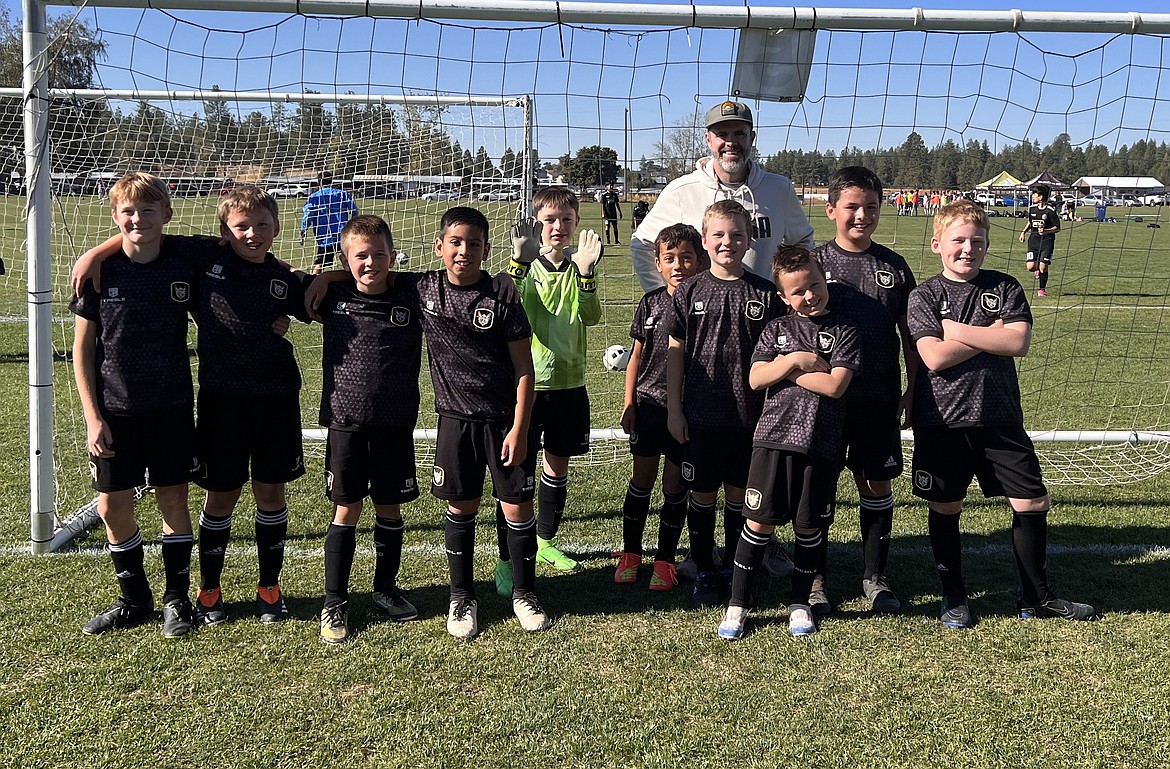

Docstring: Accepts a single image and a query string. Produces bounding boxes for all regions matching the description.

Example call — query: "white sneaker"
[446,596,478,639]
[512,591,551,632]
[718,606,748,640]
[788,604,817,637]
[763,535,795,577]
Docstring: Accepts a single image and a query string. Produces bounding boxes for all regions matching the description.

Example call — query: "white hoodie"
[630,157,816,291]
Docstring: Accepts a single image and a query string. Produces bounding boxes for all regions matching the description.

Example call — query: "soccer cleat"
[83,596,154,636]
[718,606,748,640]
[676,553,698,581]
[940,595,975,629]
[649,560,677,592]
[614,552,642,584]
[512,591,551,632]
[788,604,817,637]
[494,558,513,597]
[809,575,834,617]
[161,597,195,639]
[256,584,290,623]
[319,602,349,645]
[1036,289,1047,297]
[446,596,479,639]
[372,586,419,622]
[862,574,903,614]
[692,571,722,608]
[1019,596,1097,621]
[536,536,582,572]
[194,586,228,626]
[763,536,795,577]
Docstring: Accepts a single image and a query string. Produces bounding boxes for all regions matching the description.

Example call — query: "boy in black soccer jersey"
[600,183,623,244]
[314,216,422,644]
[666,199,782,608]
[395,206,548,639]
[72,172,199,638]
[812,166,919,616]
[908,200,1095,629]
[1018,183,1061,297]
[720,247,860,640]
[72,187,310,626]
[616,223,705,591]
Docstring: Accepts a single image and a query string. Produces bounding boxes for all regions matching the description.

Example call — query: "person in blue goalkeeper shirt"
[302,172,359,274]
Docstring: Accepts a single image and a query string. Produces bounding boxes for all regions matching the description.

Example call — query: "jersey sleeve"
[831,322,863,375]
[997,277,1033,326]
[750,318,783,365]
[69,283,100,320]
[906,283,942,341]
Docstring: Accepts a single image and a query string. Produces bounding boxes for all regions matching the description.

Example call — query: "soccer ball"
[395,251,409,266]
[602,344,631,372]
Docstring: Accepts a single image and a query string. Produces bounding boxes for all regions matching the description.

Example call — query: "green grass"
[2,197,1170,767]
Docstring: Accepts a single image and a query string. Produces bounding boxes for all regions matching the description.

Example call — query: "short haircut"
[217,184,279,224]
[771,245,823,286]
[1031,183,1051,201]
[439,206,490,241]
[109,172,171,209]
[654,223,705,261]
[933,199,990,241]
[702,199,750,235]
[827,166,884,205]
[340,215,394,256]
[532,187,579,215]
[319,171,334,187]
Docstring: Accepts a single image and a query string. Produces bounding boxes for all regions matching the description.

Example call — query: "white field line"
[8,540,1170,561]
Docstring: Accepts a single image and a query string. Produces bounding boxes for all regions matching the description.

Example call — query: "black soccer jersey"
[170,238,310,396]
[751,312,862,464]
[666,270,781,431]
[907,270,1032,428]
[397,270,531,423]
[629,286,673,410]
[317,281,423,430]
[1026,203,1061,244]
[600,191,622,219]
[70,248,197,415]
[815,239,915,403]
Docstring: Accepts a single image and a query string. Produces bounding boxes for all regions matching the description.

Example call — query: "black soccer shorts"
[431,415,537,504]
[531,386,591,458]
[90,406,196,493]
[325,425,420,506]
[911,424,1048,504]
[195,390,305,492]
[680,427,753,493]
[742,447,840,530]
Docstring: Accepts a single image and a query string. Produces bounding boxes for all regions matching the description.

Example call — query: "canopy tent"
[1021,171,1074,192]
[975,171,1024,190]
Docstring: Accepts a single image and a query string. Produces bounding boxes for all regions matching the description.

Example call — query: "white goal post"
[16,1,1170,553]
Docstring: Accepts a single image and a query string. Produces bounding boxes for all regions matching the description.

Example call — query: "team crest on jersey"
[424,299,438,315]
[745,300,765,321]
[980,292,1000,313]
[775,334,788,349]
[681,462,695,482]
[211,264,223,275]
[432,465,446,487]
[473,307,495,329]
[170,282,190,302]
[914,470,933,491]
[644,315,656,328]
[692,301,706,315]
[817,331,836,353]
[875,270,895,289]
[744,488,762,511]
[270,279,288,299]
[107,287,119,298]
[939,298,951,317]
[391,307,411,326]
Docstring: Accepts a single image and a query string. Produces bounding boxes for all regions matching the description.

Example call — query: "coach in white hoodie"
[630,100,815,291]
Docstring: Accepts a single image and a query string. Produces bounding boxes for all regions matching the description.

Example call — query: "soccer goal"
[11,1,1170,552]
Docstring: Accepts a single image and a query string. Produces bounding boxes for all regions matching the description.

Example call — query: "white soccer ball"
[602,344,631,372]
[395,251,409,266]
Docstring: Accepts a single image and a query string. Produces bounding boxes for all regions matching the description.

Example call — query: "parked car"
[1140,193,1168,205]
[477,191,518,201]
[1077,195,1105,207]
[973,192,998,205]
[421,188,459,201]
[265,184,310,197]
[1118,194,1143,207]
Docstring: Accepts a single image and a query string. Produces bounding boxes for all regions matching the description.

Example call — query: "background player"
[600,182,623,245]
[302,172,359,275]
[1019,183,1060,297]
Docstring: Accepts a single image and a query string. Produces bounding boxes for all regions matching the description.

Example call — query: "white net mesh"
[5,6,1170,533]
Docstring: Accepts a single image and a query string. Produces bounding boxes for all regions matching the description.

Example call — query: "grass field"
[2,195,1170,767]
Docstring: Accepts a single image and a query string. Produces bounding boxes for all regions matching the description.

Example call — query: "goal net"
[8,3,1170,550]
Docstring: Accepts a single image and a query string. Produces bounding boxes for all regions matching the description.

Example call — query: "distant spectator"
[301,172,358,275]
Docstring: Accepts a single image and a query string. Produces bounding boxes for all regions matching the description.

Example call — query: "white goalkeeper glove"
[571,229,603,278]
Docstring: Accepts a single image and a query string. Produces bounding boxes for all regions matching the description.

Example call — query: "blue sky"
[8,0,1170,164]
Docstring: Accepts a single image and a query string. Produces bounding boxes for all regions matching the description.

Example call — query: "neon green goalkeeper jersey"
[518,253,601,390]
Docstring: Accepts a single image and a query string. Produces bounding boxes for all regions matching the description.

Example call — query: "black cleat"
[161,598,195,638]
[1019,596,1097,621]
[940,595,974,629]
[83,596,154,636]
